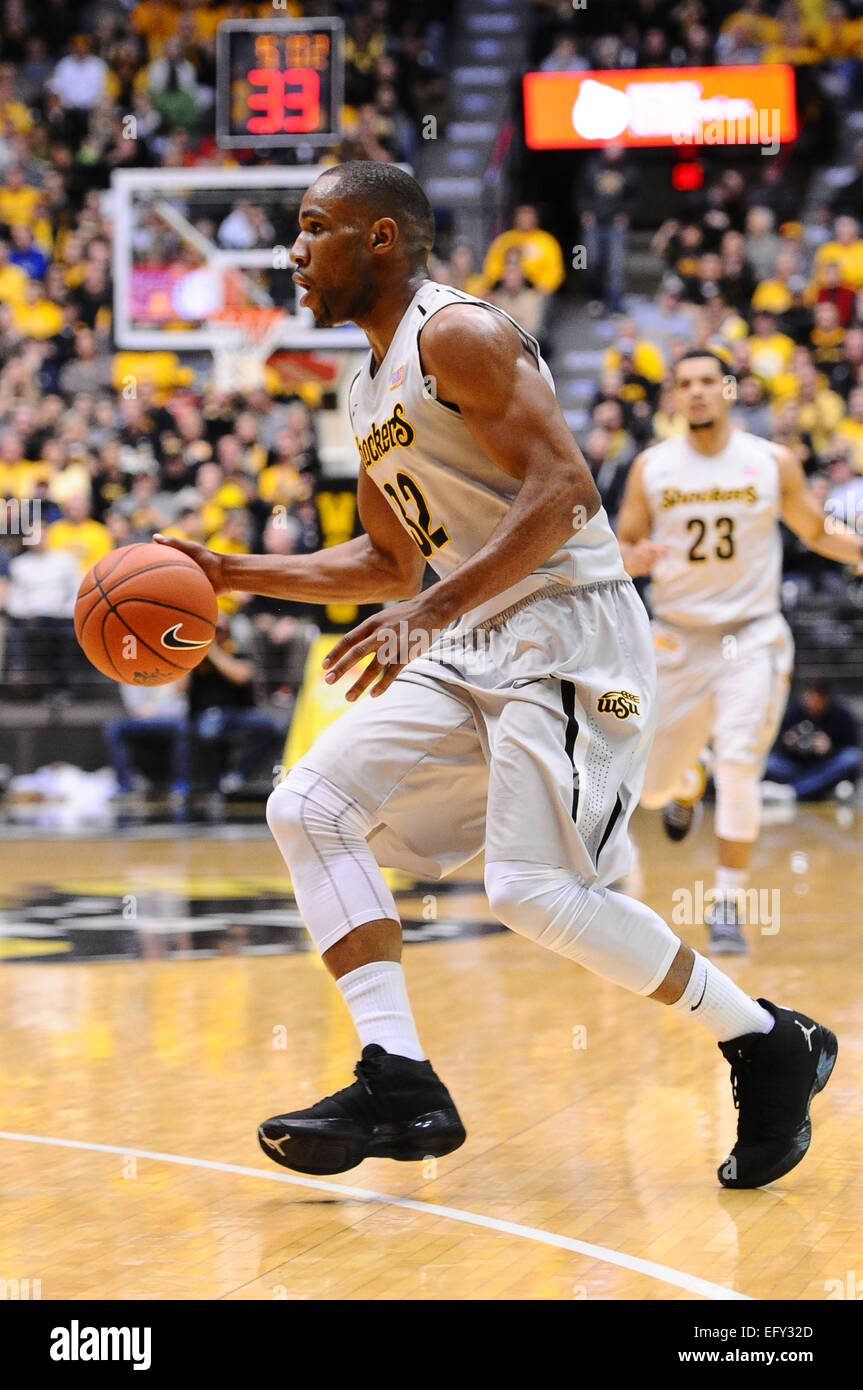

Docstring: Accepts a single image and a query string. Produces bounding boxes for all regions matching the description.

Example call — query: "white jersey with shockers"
[349,280,627,628]
[642,430,783,629]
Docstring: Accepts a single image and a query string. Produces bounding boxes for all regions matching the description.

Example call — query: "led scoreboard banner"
[216,18,344,149]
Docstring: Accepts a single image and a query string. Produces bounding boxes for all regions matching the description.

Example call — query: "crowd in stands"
[2,0,863,803]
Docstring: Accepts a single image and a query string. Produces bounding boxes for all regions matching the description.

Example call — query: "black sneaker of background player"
[717,999,838,1188]
[258,1045,466,1175]
[661,797,703,842]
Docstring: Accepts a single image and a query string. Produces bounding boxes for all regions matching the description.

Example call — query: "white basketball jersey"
[642,430,782,628]
[349,280,627,628]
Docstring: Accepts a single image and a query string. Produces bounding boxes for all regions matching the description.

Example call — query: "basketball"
[74,542,218,687]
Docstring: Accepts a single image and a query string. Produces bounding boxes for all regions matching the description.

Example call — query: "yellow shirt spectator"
[0,182,41,228]
[835,417,863,471]
[751,278,794,314]
[813,238,863,289]
[258,463,304,507]
[46,517,112,575]
[603,339,666,384]
[0,98,33,135]
[207,527,249,615]
[483,211,566,295]
[747,330,795,381]
[797,389,846,454]
[131,0,179,52]
[0,260,28,305]
[11,295,64,339]
[50,462,95,506]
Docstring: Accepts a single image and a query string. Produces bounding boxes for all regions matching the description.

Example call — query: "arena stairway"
[417,0,527,251]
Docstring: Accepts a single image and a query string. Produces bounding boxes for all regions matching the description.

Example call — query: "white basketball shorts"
[291,578,658,886]
[640,610,794,806]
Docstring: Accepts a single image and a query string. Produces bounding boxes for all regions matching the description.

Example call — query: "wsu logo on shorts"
[596,690,641,720]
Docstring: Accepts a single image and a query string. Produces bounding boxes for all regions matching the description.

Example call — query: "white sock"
[336,961,425,1061]
[671,952,774,1041]
[714,865,749,908]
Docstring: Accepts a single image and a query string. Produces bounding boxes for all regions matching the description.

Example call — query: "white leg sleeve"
[485,860,681,997]
[714,759,761,843]
[267,765,399,956]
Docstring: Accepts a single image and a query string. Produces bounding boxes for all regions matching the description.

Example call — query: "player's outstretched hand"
[626,539,669,577]
[322,595,444,703]
[153,534,230,595]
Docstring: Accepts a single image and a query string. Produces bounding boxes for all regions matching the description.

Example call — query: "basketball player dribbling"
[617,351,863,954]
[156,164,838,1190]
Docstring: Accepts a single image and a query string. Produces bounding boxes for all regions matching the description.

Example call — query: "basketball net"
[211,306,286,395]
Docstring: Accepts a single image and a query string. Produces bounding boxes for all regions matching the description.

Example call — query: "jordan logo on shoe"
[795,1021,816,1051]
[260,1131,290,1156]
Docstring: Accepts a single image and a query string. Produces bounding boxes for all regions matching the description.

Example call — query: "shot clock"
[216,18,345,148]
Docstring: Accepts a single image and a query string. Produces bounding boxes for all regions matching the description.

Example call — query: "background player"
[158,165,837,1191]
[618,350,863,953]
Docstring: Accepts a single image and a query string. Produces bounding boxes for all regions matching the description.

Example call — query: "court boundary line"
[0,1130,751,1301]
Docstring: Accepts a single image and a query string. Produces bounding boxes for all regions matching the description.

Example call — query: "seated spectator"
[248,515,319,703]
[747,308,795,383]
[58,327,113,396]
[770,399,816,473]
[829,324,863,398]
[743,205,783,282]
[835,385,863,470]
[433,242,485,298]
[813,214,863,292]
[590,399,636,466]
[487,251,545,338]
[2,525,79,695]
[0,164,41,230]
[482,203,565,296]
[778,275,815,346]
[731,373,773,437]
[651,219,704,280]
[815,259,856,326]
[0,237,27,305]
[763,681,861,802]
[9,225,48,282]
[810,298,848,371]
[116,470,168,540]
[582,426,632,521]
[105,677,191,803]
[539,31,588,72]
[44,493,112,575]
[10,279,64,339]
[602,318,665,391]
[189,611,285,798]
[795,359,846,455]
[751,248,801,316]
[651,381,688,441]
[630,275,697,358]
[718,230,756,310]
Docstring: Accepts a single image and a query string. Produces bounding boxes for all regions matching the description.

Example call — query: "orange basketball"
[74,542,219,687]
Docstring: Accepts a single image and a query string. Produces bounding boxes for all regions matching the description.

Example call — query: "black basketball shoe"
[661,759,708,842]
[717,999,838,1189]
[258,1044,466,1175]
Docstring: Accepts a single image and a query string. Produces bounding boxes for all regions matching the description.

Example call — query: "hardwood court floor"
[0,805,860,1301]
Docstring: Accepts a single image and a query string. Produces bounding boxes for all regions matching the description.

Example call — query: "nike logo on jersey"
[160,624,211,650]
[795,1020,817,1052]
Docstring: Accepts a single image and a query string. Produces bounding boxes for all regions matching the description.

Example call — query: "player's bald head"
[311,161,435,261]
